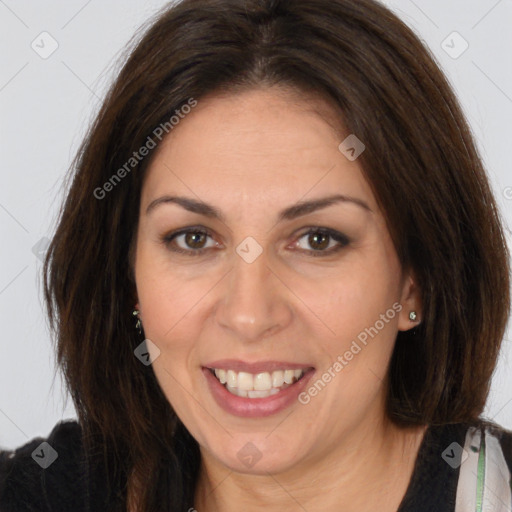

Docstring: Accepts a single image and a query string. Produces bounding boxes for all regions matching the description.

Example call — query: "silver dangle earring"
[133,309,142,335]
[409,311,418,321]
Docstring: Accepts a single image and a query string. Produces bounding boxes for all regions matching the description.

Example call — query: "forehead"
[141,87,377,213]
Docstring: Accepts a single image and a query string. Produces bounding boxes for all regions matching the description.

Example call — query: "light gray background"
[1,0,511,449]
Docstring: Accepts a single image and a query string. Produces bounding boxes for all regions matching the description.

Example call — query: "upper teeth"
[213,368,305,391]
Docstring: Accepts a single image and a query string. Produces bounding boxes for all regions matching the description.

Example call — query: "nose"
[214,243,293,342]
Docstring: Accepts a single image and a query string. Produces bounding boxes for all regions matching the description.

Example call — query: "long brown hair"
[43,0,511,510]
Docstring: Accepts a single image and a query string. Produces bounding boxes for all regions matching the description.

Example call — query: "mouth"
[206,367,311,398]
[202,359,316,417]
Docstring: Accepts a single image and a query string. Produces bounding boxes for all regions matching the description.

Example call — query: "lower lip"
[202,367,315,418]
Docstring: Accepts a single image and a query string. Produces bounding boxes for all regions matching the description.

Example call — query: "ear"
[397,269,422,332]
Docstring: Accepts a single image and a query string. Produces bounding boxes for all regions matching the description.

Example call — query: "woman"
[1,0,511,511]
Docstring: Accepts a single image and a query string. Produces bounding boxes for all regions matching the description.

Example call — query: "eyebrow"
[145,193,372,222]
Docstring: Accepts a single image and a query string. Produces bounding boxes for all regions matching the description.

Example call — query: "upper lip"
[204,359,315,374]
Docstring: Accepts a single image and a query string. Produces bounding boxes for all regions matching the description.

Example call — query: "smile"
[208,368,308,398]
[202,361,316,417]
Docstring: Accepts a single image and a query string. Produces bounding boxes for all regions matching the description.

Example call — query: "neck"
[194,417,428,512]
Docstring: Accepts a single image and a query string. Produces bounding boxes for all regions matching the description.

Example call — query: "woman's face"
[134,86,420,474]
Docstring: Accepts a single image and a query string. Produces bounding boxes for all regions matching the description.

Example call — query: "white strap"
[455,426,512,512]
[455,427,480,511]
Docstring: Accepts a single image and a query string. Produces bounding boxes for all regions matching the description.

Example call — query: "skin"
[133,86,426,512]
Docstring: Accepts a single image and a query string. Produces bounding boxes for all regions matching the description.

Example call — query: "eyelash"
[160,226,350,258]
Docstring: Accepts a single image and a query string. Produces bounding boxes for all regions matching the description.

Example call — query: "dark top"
[1,418,511,511]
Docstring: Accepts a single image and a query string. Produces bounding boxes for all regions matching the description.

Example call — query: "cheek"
[293,250,401,406]
[135,242,205,339]
[295,259,400,344]
[136,268,205,410]
[300,276,400,431]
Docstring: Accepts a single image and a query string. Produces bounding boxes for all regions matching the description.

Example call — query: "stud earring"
[133,309,142,335]
[409,311,418,321]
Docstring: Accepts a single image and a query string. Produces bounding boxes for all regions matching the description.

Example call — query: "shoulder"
[0,419,86,512]
[398,419,512,512]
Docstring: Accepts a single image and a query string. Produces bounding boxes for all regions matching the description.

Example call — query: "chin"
[207,436,306,475]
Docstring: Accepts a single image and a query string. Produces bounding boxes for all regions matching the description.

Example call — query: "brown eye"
[294,228,350,256]
[183,231,208,249]
[161,227,217,256]
[308,232,330,250]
